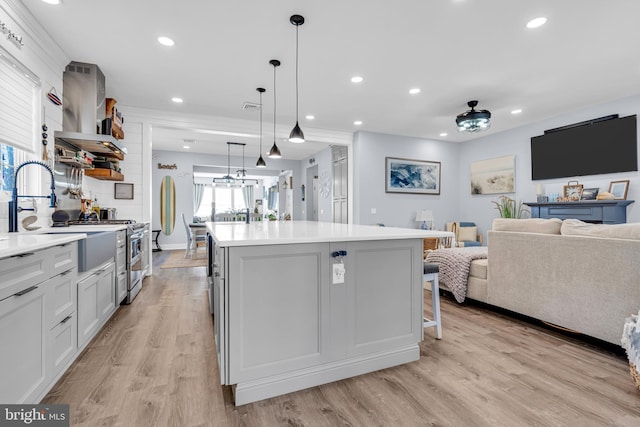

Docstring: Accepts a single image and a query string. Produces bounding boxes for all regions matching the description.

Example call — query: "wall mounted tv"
[531,114,638,180]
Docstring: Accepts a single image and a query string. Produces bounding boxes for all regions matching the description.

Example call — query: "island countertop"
[207,220,450,247]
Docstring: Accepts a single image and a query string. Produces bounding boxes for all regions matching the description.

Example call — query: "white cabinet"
[0,285,47,403]
[0,242,78,404]
[77,261,116,349]
[217,238,422,404]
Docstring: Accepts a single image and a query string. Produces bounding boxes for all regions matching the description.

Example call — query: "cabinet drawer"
[50,242,77,276]
[47,270,77,329]
[0,250,49,301]
[48,312,77,379]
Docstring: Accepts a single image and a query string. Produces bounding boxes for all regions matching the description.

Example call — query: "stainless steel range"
[126,222,149,303]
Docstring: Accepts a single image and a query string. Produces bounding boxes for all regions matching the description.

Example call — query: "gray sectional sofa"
[484,218,640,345]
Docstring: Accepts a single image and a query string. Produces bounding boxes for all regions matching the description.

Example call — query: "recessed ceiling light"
[171,97,183,103]
[157,36,175,46]
[42,0,61,5]
[354,120,363,126]
[511,109,523,115]
[183,145,191,149]
[305,115,315,120]
[409,88,421,95]
[439,132,448,137]
[351,76,363,83]
[526,17,547,29]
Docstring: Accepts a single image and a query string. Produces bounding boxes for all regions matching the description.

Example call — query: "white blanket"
[425,246,488,303]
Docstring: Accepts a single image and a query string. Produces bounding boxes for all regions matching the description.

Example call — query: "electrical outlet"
[332,263,345,284]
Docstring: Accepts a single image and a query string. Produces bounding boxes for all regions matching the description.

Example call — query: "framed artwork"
[385,157,440,195]
[580,188,599,200]
[470,155,515,194]
[563,183,583,199]
[114,182,134,199]
[609,180,630,200]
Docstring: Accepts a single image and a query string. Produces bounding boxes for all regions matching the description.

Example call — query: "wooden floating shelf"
[84,168,124,181]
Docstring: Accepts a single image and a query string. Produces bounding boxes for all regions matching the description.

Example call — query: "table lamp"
[415,210,434,230]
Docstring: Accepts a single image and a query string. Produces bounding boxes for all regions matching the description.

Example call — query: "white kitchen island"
[207,220,435,405]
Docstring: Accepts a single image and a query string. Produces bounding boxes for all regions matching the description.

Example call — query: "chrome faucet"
[8,160,57,232]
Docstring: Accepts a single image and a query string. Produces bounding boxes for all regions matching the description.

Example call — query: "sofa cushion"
[492,218,562,234]
[469,258,487,280]
[561,219,640,240]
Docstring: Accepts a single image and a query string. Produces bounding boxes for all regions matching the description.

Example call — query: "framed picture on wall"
[470,155,515,194]
[114,183,134,199]
[609,180,630,200]
[385,157,440,195]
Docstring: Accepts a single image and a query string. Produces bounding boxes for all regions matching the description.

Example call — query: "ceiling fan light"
[456,100,492,133]
[289,122,305,143]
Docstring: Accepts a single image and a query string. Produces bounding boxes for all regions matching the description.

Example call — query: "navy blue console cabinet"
[526,200,634,224]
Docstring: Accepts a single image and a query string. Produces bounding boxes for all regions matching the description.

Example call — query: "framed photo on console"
[563,182,583,199]
[609,180,630,200]
[580,188,599,200]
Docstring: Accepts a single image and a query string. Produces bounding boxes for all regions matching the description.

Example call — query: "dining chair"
[182,213,206,258]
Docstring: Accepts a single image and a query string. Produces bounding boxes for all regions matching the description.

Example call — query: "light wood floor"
[43,250,640,426]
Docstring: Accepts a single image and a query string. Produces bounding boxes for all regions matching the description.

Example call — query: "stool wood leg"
[423,272,442,339]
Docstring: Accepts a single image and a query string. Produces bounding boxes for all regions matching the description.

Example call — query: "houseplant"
[492,195,529,218]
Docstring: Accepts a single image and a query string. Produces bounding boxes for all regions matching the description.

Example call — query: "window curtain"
[267,185,277,211]
[193,183,205,218]
[242,185,254,211]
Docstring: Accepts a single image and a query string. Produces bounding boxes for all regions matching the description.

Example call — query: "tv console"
[526,200,634,224]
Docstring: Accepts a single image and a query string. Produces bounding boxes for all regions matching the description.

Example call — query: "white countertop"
[42,224,129,232]
[0,233,86,259]
[207,220,453,247]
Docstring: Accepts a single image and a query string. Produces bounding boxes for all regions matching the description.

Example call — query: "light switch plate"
[332,263,345,284]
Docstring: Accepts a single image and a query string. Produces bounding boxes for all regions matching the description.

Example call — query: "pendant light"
[288,15,305,143]
[256,87,267,168]
[456,100,491,133]
[268,59,282,159]
[213,142,258,187]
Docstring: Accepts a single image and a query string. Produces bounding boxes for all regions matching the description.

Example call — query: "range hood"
[54,61,126,159]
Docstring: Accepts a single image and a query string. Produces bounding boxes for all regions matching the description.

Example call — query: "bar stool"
[423,263,442,339]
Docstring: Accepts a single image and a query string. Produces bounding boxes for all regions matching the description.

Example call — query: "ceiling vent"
[242,102,261,111]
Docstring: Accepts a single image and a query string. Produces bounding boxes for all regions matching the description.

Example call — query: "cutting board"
[159,175,176,235]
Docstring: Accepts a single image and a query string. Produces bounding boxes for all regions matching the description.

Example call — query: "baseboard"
[233,344,420,406]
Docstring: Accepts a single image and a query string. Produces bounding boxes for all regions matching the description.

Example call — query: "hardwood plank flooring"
[42,251,640,426]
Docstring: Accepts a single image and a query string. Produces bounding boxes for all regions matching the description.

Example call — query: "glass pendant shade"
[268,142,281,158]
[289,121,305,143]
[456,100,491,133]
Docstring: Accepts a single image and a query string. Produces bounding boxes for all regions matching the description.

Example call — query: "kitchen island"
[207,220,434,405]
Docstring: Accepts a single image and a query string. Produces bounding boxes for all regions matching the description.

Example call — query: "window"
[1,144,15,192]
[195,185,248,218]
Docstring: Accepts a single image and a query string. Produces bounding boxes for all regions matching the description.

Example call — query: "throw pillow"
[492,218,562,234]
[560,219,640,240]
[458,225,478,242]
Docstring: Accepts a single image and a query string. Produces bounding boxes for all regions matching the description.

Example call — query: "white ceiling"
[24,0,640,160]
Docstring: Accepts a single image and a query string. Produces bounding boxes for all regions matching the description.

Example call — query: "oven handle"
[130,232,144,240]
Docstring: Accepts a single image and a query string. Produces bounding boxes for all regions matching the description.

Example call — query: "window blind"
[0,47,39,153]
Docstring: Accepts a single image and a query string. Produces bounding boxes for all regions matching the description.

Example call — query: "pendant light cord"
[295,25,299,121]
[259,91,263,152]
[273,63,277,141]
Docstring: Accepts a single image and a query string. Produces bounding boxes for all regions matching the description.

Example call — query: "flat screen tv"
[531,114,638,180]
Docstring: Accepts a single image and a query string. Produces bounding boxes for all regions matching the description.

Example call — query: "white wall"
[352,131,461,229]
[459,95,640,240]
